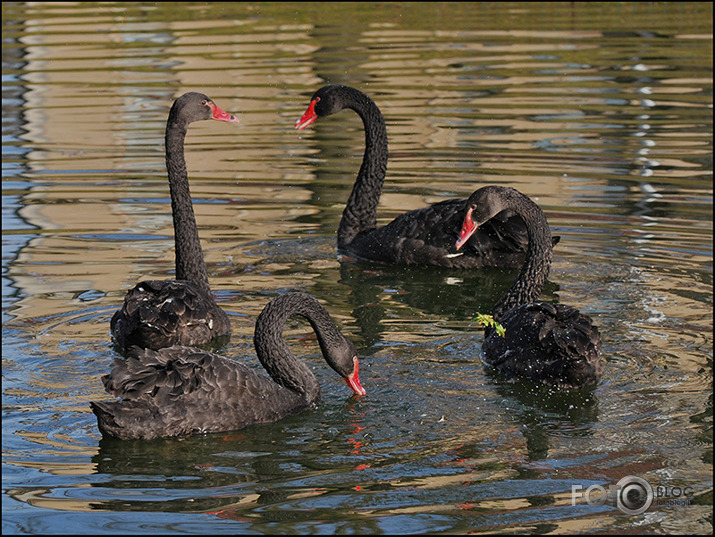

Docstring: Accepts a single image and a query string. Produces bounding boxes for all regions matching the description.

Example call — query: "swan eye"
[201,100,208,106]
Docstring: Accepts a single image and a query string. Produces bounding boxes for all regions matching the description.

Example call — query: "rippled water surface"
[2,2,712,534]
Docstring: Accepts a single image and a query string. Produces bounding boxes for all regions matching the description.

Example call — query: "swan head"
[344,356,367,396]
[172,92,239,125]
[295,85,353,130]
[456,186,520,250]
[321,335,366,396]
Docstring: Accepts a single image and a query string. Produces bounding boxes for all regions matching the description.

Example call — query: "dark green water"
[2,2,712,534]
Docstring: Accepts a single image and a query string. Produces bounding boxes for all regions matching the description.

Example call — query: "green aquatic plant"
[472,313,506,337]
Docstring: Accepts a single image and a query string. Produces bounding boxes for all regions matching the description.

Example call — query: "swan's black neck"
[337,87,388,248]
[253,294,342,402]
[165,118,211,296]
[491,195,553,320]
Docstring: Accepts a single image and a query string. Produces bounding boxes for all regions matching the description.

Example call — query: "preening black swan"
[295,84,558,268]
[93,292,366,440]
[111,92,238,351]
[456,186,601,387]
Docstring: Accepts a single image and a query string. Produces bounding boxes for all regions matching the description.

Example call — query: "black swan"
[455,186,601,387]
[92,292,366,440]
[111,92,238,351]
[295,84,558,268]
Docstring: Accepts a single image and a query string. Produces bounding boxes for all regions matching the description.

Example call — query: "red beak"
[208,101,239,123]
[295,99,318,130]
[344,356,366,396]
[455,207,478,250]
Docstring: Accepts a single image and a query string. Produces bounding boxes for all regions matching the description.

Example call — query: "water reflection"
[86,397,374,514]
[490,379,600,462]
[336,259,562,348]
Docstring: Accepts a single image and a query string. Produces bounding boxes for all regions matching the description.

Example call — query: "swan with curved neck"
[93,292,366,440]
[296,85,558,268]
[111,92,238,351]
[456,186,601,387]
